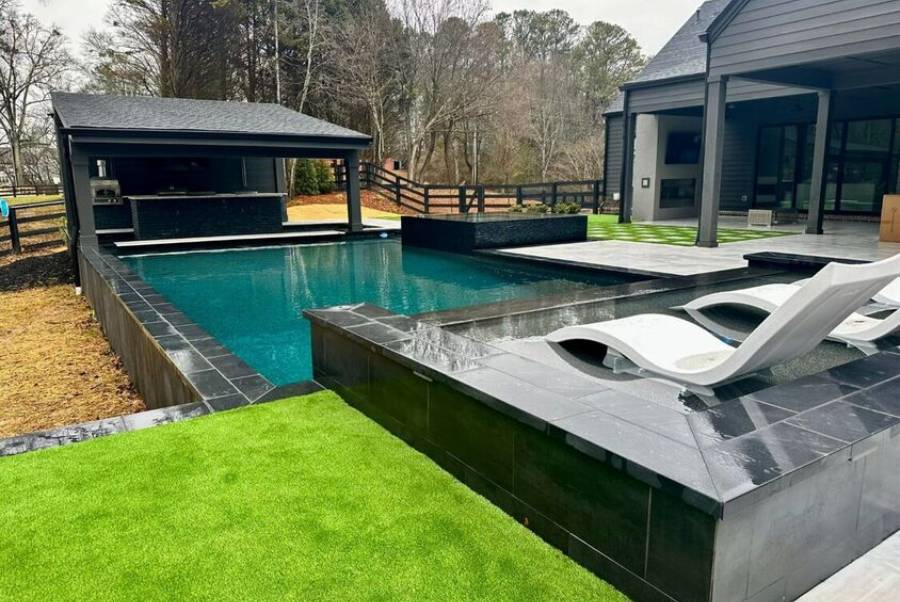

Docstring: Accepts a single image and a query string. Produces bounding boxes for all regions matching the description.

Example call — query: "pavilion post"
[806,90,834,235]
[697,75,728,248]
[345,151,363,232]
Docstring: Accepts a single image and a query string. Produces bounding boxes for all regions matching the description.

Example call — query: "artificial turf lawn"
[586,214,791,245]
[0,391,627,601]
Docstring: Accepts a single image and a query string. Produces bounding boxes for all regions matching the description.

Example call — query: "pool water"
[122,239,630,385]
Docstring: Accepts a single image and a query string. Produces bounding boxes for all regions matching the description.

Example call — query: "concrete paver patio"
[504,217,900,277]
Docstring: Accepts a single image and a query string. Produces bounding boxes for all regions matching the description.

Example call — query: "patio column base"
[696,240,719,248]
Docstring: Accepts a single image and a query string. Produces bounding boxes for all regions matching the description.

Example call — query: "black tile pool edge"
[305,303,900,602]
[0,242,320,458]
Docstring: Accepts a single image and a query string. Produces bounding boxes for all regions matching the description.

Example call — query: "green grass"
[0,392,625,601]
[3,194,63,207]
[587,214,791,246]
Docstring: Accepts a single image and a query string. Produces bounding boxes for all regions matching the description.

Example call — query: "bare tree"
[0,3,71,185]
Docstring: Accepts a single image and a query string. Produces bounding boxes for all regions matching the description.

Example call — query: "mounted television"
[665,131,701,165]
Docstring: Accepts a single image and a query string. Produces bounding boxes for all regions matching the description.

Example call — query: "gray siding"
[720,117,758,210]
[629,79,706,114]
[604,116,624,200]
[710,0,900,76]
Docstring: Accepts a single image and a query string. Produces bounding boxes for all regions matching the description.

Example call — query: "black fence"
[1,200,66,254]
[333,161,613,215]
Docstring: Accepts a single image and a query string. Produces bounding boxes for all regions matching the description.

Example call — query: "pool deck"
[502,218,900,277]
[798,530,900,601]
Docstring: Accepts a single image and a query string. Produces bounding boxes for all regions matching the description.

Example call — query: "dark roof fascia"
[620,73,707,92]
[700,0,750,44]
[59,126,372,149]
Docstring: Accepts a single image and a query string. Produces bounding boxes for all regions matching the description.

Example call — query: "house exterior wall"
[709,0,900,77]
[604,116,624,203]
[631,114,703,221]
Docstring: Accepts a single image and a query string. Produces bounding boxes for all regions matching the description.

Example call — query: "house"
[603,0,900,246]
[51,93,371,254]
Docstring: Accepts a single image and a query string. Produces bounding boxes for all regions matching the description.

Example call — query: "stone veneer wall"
[79,249,199,409]
[311,321,717,602]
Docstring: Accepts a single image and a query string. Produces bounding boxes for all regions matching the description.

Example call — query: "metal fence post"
[8,207,21,254]
[458,185,467,213]
[592,180,601,214]
[394,175,402,206]
[477,185,485,213]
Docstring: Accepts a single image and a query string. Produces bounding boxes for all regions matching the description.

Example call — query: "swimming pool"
[121,239,634,384]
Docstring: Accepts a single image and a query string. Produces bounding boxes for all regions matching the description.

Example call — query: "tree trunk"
[10,134,24,186]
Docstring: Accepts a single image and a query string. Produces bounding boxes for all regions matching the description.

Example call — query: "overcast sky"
[24,0,700,56]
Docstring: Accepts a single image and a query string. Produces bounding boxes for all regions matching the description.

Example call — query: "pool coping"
[306,302,900,519]
[0,241,318,457]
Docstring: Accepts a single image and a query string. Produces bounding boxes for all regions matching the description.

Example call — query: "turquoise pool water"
[122,239,631,385]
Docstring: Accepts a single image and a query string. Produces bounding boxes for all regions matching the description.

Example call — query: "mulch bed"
[0,244,145,438]
[288,190,419,216]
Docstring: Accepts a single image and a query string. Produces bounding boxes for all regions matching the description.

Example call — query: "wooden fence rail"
[0,199,66,254]
[0,183,62,198]
[332,161,610,215]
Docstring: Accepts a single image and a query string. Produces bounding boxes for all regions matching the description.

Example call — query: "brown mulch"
[288,190,419,216]
[0,244,145,438]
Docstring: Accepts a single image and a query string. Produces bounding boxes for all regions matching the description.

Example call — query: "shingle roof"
[52,92,371,142]
[606,0,730,114]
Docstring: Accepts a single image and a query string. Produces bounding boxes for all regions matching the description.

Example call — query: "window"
[659,178,695,209]
[664,132,701,165]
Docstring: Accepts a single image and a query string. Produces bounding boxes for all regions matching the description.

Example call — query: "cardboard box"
[880,195,900,243]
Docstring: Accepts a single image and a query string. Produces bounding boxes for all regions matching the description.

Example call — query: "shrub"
[293,160,320,195]
[524,202,551,214]
[552,202,582,215]
[315,161,335,194]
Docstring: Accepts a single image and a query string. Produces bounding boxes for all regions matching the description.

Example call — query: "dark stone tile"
[689,398,794,446]
[377,315,419,333]
[842,377,900,417]
[454,367,593,426]
[187,369,240,399]
[345,321,412,345]
[145,321,178,338]
[369,353,429,436]
[151,302,179,314]
[142,293,168,305]
[231,374,275,402]
[568,535,672,602]
[305,308,371,328]
[744,374,859,413]
[191,337,232,358]
[161,311,195,326]
[479,353,605,399]
[155,334,191,353]
[123,299,152,314]
[821,353,900,388]
[581,390,696,448]
[349,304,395,319]
[132,309,162,324]
[786,401,899,443]
[705,422,844,500]
[167,347,214,375]
[384,339,488,374]
[204,394,251,412]
[174,323,211,341]
[515,425,650,575]
[645,489,716,602]
[258,380,324,403]
[209,354,258,379]
[428,381,518,491]
[121,402,209,431]
[320,330,369,394]
[554,411,719,502]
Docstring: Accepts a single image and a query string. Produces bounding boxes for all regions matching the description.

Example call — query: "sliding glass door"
[754,117,900,215]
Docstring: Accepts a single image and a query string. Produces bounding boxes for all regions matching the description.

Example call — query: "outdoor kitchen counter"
[125,192,285,240]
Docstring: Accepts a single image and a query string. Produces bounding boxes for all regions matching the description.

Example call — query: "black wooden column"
[618,89,635,224]
[698,75,728,248]
[806,90,835,235]
[345,151,363,232]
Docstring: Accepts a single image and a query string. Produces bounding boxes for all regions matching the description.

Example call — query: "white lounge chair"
[678,282,900,354]
[546,254,900,396]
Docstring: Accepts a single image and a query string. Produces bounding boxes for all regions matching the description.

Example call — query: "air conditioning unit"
[747,209,773,227]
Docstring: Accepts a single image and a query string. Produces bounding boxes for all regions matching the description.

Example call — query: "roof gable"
[52,92,370,142]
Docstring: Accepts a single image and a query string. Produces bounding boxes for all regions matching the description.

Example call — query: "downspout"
[54,117,81,286]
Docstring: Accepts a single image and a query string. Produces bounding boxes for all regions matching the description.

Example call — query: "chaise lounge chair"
[546,254,900,396]
[677,280,900,354]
